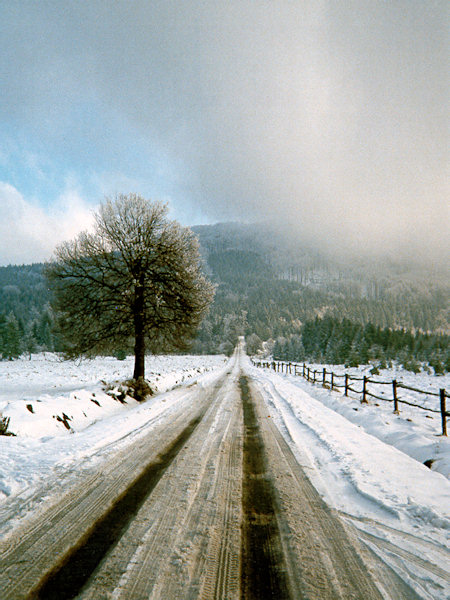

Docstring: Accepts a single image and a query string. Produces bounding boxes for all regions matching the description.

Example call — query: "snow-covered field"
[0,353,227,438]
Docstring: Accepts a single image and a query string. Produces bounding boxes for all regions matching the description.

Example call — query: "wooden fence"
[252,360,448,436]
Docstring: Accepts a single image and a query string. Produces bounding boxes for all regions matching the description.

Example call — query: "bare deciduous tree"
[46,194,215,386]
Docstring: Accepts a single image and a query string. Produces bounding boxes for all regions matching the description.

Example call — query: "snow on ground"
[0,353,227,509]
[0,353,226,438]
[1,351,449,597]
[253,360,450,478]
[246,356,450,599]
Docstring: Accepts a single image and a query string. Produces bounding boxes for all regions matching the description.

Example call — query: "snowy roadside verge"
[253,360,450,479]
[0,353,227,515]
[0,353,227,437]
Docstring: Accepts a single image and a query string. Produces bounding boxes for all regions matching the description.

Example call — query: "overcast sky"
[0,1,448,266]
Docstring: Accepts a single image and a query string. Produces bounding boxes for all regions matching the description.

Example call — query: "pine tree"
[3,312,21,360]
[246,333,263,355]
[23,323,37,359]
[346,341,360,368]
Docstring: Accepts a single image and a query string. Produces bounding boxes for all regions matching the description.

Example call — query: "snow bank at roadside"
[0,353,226,438]
[253,360,450,478]
[0,354,228,510]
[246,357,450,600]
[257,375,448,517]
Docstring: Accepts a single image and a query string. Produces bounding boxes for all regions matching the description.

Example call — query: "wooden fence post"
[362,376,368,403]
[289,362,292,375]
[441,389,447,436]
[303,363,306,378]
[307,367,310,382]
[344,374,348,396]
[323,368,326,386]
[331,372,334,391]
[313,370,316,384]
[393,380,399,414]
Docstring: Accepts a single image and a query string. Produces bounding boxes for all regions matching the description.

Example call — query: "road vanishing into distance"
[0,345,421,599]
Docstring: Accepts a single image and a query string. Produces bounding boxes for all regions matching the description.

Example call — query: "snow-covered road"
[0,351,449,598]
[247,358,449,599]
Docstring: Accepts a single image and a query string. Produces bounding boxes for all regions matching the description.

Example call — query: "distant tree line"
[0,263,55,359]
[0,307,55,360]
[273,316,449,374]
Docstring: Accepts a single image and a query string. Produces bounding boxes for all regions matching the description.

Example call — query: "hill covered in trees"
[0,222,448,371]
[273,317,448,374]
[189,223,449,366]
[0,264,53,359]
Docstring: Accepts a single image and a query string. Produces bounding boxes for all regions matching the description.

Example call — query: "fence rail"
[252,360,448,436]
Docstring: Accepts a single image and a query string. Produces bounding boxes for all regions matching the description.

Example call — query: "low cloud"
[0,183,95,265]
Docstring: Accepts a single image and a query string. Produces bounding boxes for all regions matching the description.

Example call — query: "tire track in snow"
[78,363,243,599]
[246,375,415,599]
[0,380,218,600]
[32,413,205,599]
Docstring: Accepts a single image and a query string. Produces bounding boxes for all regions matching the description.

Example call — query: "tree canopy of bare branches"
[46,194,215,382]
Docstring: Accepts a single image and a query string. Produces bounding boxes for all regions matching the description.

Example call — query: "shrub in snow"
[429,355,445,375]
[370,364,380,376]
[400,356,421,374]
[125,378,153,402]
[115,349,127,361]
[0,416,15,436]
[104,378,153,402]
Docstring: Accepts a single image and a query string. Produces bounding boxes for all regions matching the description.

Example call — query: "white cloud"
[0,182,95,265]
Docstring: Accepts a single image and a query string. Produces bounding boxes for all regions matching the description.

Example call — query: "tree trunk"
[133,329,145,380]
[133,283,146,380]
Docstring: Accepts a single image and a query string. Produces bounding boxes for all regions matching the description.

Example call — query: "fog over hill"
[1,2,447,270]
[193,222,450,286]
